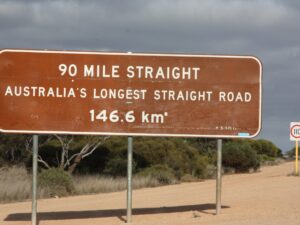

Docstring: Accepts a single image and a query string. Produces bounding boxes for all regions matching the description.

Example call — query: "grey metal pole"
[127,136,133,223]
[216,139,222,215]
[32,135,38,225]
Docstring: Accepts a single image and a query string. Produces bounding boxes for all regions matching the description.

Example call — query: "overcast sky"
[0,0,299,152]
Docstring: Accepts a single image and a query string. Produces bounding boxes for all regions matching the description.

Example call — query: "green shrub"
[38,168,75,197]
[132,137,210,179]
[104,157,136,177]
[223,141,260,172]
[250,139,281,157]
[286,148,297,159]
[190,155,210,178]
[137,164,177,185]
[259,154,276,162]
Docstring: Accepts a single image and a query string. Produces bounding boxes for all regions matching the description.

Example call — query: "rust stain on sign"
[0,49,262,138]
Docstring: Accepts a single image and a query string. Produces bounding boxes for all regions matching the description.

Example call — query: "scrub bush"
[38,168,75,197]
[180,174,198,182]
[137,164,177,185]
[222,141,260,172]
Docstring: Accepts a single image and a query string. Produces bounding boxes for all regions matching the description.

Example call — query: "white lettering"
[219,91,252,102]
[126,66,200,80]
[84,65,94,77]
[3,86,78,98]
[126,66,135,78]
[4,86,13,96]
[93,88,147,100]
[84,65,120,78]
[154,90,213,101]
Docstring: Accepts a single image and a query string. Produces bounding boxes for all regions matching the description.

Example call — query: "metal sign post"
[127,137,133,223]
[32,135,38,225]
[216,139,222,215]
[295,140,299,176]
[290,122,300,175]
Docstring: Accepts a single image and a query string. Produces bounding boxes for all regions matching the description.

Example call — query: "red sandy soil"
[0,162,299,225]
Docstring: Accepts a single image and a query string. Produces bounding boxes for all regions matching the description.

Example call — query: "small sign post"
[290,122,300,175]
[32,135,38,225]
[216,139,222,215]
[127,137,133,223]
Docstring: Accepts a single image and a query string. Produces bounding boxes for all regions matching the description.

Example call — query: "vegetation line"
[0,134,288,203]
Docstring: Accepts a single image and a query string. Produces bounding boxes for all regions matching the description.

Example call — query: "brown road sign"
[0,49,262,138]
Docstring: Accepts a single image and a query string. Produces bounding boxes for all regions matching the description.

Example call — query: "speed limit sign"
[290,122,300,141]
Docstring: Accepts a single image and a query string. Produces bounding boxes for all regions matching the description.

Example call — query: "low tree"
[286,147,298,159]
[222,141,260,172]
[38,135,109,173]
[250,139,281,158]
[0,134,52,167]
[0,134,30,165]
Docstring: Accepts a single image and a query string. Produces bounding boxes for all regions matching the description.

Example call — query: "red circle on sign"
[291,125,300,138]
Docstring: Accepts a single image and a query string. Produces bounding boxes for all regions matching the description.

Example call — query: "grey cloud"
[0,0,299,151]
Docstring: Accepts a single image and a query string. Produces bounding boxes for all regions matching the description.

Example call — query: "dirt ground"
[0,162,299,225]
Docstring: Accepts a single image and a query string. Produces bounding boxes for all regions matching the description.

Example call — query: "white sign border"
[290,122,300,141]
[0,49,262,138]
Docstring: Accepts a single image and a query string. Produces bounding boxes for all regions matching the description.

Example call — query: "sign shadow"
[5,203,230,223]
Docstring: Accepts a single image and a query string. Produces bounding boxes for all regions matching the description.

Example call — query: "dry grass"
[74,175,159,195]
[0,166,32,203]
[0,167,160,203]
